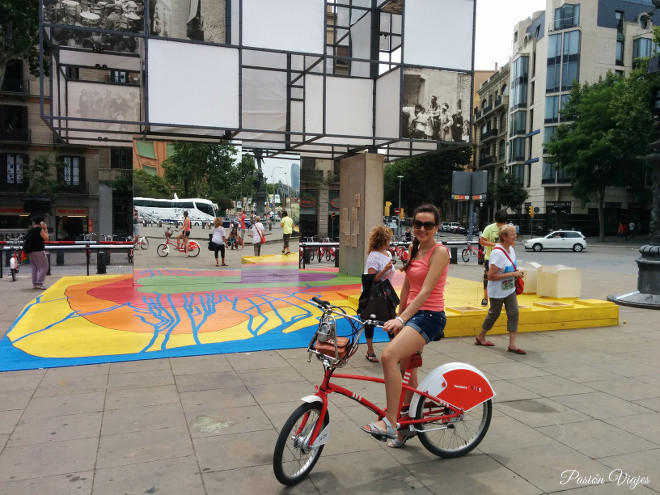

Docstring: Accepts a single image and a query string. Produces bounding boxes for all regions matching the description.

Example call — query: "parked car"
[441,222,451,232]
[524,231,587,252]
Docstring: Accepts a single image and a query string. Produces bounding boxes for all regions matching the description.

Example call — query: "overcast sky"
[474,0,546,70]
[261,0,548,182]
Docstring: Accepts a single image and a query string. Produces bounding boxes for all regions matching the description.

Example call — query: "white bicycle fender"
[300,395,330,448]
[301,395,323,405]
[409,362,495,415]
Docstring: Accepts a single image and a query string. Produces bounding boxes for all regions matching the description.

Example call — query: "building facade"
[1,59,132,240]
[488,1,657,236]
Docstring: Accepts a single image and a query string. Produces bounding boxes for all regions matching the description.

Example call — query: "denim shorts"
[405,310,446,343]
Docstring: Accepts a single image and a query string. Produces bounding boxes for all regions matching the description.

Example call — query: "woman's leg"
[379,327,426,427]
[220,244,226,265]
[364,324,376,357]
[214,246,219,266]
[477,297,504,344]
[502,292,521,349]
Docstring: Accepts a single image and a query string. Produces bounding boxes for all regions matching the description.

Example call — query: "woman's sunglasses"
[413,220,437,230]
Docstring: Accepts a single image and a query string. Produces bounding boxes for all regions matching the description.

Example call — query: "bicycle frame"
[162,236,198,252]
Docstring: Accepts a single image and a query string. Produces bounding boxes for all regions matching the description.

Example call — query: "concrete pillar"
[338,153,384,276]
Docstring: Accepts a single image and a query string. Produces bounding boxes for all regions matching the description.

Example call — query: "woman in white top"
[251,216,265,256]
[475,224,526,354]
[362,226,395,362]
[211,217,227,267]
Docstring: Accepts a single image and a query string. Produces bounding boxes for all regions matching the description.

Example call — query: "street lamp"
[397,175,404,235]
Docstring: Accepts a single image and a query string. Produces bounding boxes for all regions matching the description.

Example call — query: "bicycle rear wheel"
[415,397,491,458]
[273,402,328,486]
[140,238,149,249]
[188,244,200,257]
[461,248,470,263]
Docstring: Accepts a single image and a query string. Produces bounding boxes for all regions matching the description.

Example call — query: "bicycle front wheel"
[415,397,491,458]
[273,402,328,486]
[461,248,470,262]
[156,244,169,257]
[140,238,149,249]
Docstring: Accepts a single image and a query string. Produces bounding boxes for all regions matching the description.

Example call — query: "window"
[3,153,27,186]
[509,111,527,136]
[510,57,529,110]
[543,126,556,153]
[510,164,524,184]
[65,66,80,80]
[545,96,560,123]
[111,148,132,169]
[499,140,506,160]
[109,71,129,84]
[615,11,624,33]
[616,40,624,65]
[548,31,580,93]
[0,60,25,93]
[554,4,580,30]
[509,137,525,162]
[0,104,28,141]
[542,161,556,183]
[633,38,657,60]
[60,156,85,187]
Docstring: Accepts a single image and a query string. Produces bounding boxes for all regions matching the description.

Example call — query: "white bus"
[133,197,217,226]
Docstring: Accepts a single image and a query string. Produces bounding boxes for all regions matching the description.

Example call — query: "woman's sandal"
[475,338,495,346]
[507,346,526,355]
[388,435,408,448]
[361,418,398,441]
[366,352,379,363]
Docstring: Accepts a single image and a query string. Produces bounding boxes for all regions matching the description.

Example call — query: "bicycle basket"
[308,309,363,366]
[164,230,172,237]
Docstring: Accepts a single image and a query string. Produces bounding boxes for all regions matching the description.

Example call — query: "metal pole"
[397,175,404,235]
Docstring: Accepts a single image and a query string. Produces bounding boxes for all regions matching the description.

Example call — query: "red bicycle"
[8,241,23,282]
[156,228,200,257]
[461,243,484,263]
[272,297,495,485]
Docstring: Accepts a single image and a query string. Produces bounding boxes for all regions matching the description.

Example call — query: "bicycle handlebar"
[311,297,384,327]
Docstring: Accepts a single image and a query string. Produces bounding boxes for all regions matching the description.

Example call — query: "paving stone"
[104,384,180,410]
[553,391,653,420]
[179,386,256,414]
[8,412,102,447]
[108,358,171,374]
[0,389,35,412]
[97,425,194,469]
[33,374,108,398]
[170,354,233,375]
[0,409,22,435]
[203,464,321,495]
[0,437,98,482]
[193,429,278,472]
[101,403,187,436]
[106,369,175,389]
[174,370,241,392]
[187,405,272,438]
[495,397,590,427]
[21,392,105,421]
[93,456,204,495]
[0,471,93,495]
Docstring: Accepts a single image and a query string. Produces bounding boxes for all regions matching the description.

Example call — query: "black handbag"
[208,241,215,251]
[358,274,399,321]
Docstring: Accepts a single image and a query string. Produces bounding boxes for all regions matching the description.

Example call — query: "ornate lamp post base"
[610,246,660,309]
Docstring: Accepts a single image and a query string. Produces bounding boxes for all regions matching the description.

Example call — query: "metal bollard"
[303,246,311,264]
[56,250,64,265]
[450,247,458,264]
[97,251,107,274]
[334,248,339,267]
[105,250,111,265]
[47,253,51,275]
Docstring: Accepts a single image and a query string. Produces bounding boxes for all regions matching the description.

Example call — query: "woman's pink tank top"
[405,243,449,311]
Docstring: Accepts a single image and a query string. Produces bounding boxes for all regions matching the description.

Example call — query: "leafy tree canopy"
[162,142,237,198]
[226,153,257,202]
[493,173,528,210]
[24,154,64,201]
[384,145,472,218]
[133,169,171,198]
[0,0,42,88]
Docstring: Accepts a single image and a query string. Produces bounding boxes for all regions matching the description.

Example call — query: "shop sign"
[0,207,25,215]
[301,197,317,209]
[56,208,88,216]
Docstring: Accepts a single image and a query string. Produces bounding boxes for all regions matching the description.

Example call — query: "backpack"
[22,228,35,254]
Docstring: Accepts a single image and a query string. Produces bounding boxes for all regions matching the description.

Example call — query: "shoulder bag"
[493,246,524,295]
[358,273,400,322]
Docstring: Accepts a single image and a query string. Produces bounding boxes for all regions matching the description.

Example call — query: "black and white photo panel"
[401,68,471,143]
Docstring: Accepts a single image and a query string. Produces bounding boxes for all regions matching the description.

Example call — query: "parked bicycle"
[135,235,149,250]
[461,243,484,263]
[156,228,200,257]
[272,297,494,485]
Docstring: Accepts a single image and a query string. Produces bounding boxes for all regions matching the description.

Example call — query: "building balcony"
[98,168,132,182]
[479,155,494,166]
[61,181,90,195]
[0,78,30,95]
[474,95,508,122]
[481,128,498,141]
[0,128,31,143]
[300,169,324,182]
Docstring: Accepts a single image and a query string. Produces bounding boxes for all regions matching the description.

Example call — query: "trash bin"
[97,251,107,274]
[56,250,65,265]
[450,247,458,264]
[303,246,311,264]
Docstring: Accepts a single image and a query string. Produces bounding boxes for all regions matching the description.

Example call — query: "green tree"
[162,142,237,198]
[227,154,257,204]
[24,154,64,201]
[384,145,472,219]
[493,173,528,210]
[132,170,171,198]
[546,69,656,240]
[0,0,42,89]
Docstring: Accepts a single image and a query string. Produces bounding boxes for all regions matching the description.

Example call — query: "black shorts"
[184,231,190,237]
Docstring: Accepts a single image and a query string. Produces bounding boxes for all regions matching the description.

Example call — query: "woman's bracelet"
[395,316,405,325]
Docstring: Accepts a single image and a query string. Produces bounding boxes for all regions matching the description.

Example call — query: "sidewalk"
[0,264,658,493]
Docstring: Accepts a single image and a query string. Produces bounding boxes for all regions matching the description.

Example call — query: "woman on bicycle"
[362,204,449,447]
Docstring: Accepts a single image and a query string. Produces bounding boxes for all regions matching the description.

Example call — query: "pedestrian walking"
[475,224,526,354]
[211,217,228,267]
[23,216,50,290]
[479,209,508,306]
[252,216,265,256]
[280,210,294,255]
[629,221,635,239]
[618,221,626,242]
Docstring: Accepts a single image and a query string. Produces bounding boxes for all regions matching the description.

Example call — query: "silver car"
[524,231,587,252]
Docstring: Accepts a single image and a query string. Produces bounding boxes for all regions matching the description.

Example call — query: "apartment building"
[481,1,657,235]
[0,59,132,239]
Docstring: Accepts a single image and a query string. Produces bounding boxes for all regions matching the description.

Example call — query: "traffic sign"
[393,208,400,215]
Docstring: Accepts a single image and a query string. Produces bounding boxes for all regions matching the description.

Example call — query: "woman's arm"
[487,256,523,281]
[40,223,49,241]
